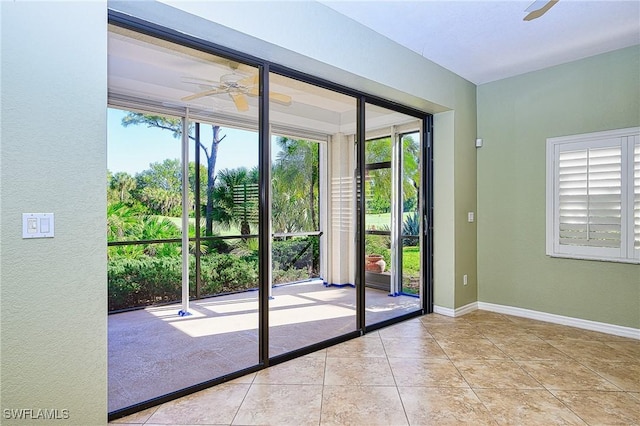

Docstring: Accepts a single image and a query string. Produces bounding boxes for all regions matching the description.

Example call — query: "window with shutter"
[634,141,640,255]
[547,127,640,264]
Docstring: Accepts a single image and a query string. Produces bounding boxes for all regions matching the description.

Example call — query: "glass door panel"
[189,119,260,375]
[268,72,358,357]
[401,132,421,296]
[364,104,423,327]
[107,24,262,413]
[107,108,188,412]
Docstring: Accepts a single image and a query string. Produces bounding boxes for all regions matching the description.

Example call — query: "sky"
[108,108,268,175]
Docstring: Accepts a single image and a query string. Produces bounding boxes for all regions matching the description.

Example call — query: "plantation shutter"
[547,128,640,263]
[634,141,640,252]
[557,144,622,250]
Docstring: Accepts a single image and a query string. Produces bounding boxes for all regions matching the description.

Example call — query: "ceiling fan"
[524,0,559,21]
[181,72,292,112]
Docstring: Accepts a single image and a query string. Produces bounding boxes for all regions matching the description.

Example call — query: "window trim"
[546,127,640,264]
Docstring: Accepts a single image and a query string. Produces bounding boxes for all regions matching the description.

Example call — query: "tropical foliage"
[108,112,422,310]
[108,112,322,311]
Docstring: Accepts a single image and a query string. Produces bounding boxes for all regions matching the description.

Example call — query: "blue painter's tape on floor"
[324,282,356,288]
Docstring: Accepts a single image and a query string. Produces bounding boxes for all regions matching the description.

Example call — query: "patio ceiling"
[108,26,418,139]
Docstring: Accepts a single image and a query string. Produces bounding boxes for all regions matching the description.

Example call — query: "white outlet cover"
[22,213,55,238]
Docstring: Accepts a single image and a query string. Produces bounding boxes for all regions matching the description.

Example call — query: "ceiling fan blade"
[524,0,559,21]
[229,92,249,112]
[181,87,225,102]
[270,92,292,105]
[238,74,258,87]
[246,87,292,105]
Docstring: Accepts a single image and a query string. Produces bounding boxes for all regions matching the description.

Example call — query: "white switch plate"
[22,213,55,238]
[468,212,475,223]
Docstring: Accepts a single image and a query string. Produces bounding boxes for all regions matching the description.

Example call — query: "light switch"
[468,212,475,223]
[22,213,55,238]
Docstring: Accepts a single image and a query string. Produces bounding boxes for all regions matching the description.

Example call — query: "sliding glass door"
[363,103,424,327]
[107,26,262,412]
[267,72,358,357]
[107,18,431,418]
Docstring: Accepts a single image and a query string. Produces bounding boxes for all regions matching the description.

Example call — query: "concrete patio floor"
[108,281,421,412]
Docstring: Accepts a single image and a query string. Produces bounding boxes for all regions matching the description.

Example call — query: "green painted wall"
[453,83,478,309]
[477,46,640,328]
[0,2,108,424]
[433,112,457,308]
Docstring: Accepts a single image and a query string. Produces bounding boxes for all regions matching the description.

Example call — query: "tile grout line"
[318,349,327,426]
[380,328,411,425]
[228,375,255,426]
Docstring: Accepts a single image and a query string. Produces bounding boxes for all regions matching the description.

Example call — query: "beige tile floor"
[111,310,640,425]
[109,283,420,412]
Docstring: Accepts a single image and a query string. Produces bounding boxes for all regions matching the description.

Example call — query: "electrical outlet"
[463,274,468,286]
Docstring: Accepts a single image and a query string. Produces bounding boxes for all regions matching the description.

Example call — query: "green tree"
[212,167,259,236]
[364,135,420,215]
[108,171,137,203]
[402,135,420,211]
[135,186,183,216]
[189,162,208,217]
[132,159,184,216]
[136,159,182,193]
[272,137,319,232]
[121,112,224,235]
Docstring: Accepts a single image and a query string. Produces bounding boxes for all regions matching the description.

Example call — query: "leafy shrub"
[108,257,182,311]
[109,252,262,310]
[272,237,319,273]
[272,262,312,284]
[109,237,320,311]
[199,254,258,296]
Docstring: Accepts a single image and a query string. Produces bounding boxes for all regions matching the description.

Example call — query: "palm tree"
[271,173,310,233]
[110,172,137,203]
[107,202,143,241]
[273,137,319,232]
[139,216,181,257]
[212,167,259,236]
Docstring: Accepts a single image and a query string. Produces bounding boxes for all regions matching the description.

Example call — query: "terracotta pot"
[365,254,386,273]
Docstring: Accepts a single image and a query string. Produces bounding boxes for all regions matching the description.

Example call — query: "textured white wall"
[0,2,108,424]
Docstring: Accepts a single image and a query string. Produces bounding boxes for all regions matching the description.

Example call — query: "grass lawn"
[402,246,420,274]
[366,212,416,229]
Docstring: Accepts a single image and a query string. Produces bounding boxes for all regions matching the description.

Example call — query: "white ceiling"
[320,0,640,84]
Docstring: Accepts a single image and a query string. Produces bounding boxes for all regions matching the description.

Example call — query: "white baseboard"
[432,301,639,340]
[477,302,640,340]
[433,302,478,317]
